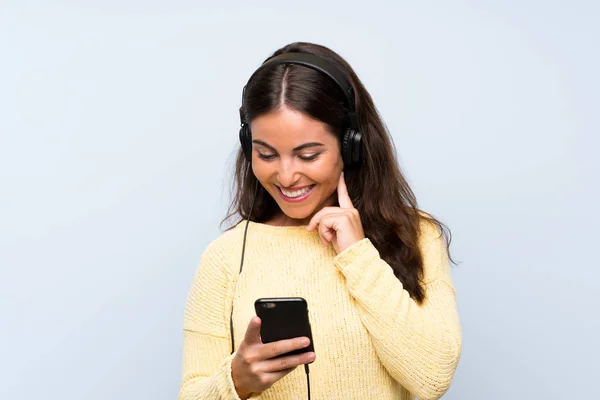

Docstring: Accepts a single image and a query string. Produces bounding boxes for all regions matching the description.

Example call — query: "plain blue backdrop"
[1,1,598,399]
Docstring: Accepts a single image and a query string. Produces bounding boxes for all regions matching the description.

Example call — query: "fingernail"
[301,338,310,346]
[308,352,316,361]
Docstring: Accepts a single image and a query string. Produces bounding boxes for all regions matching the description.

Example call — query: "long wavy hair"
[222,42,455,303]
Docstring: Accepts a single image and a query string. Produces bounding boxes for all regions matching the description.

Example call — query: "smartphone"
[254,297,315,358]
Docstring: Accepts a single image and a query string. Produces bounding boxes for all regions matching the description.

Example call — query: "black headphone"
[238,52,363,167]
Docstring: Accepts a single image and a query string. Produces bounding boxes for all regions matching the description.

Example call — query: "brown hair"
[222,42,455,303]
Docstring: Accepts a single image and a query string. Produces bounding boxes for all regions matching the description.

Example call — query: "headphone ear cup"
[341,129,352,167]
[342,129,363,167]
[239,124,252,162]
[350,130,363,166]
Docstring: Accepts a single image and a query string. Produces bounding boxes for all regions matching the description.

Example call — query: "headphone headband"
[241,52,358,130]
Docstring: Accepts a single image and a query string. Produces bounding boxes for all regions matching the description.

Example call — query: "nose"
[277,158,301,188]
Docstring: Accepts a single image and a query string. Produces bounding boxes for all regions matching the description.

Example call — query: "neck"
[266,213,309,227]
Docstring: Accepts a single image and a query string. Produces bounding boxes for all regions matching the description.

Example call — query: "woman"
[179,42,461,400]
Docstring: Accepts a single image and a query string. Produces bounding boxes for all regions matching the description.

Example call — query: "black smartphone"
[254,297,315,358]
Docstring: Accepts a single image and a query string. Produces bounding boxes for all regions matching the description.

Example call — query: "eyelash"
[257,153,321,162]
[299,153,320,161]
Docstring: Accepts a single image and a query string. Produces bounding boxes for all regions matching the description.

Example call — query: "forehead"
[250,108,337,147]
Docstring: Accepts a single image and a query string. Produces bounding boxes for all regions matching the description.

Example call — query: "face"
[250,106,344,226]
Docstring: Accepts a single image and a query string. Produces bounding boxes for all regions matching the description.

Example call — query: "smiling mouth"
[275,184,316,201]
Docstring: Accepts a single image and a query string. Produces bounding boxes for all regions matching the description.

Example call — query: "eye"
[299,153,321,162]
[257,152,277,161]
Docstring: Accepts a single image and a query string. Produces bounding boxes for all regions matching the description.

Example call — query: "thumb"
[243,316,262,345]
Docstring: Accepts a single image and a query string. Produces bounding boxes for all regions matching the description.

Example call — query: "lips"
[275,184,316,203]
[279,185,313,198]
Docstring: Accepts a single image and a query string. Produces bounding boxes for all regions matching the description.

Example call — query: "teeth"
[281,185,313,198]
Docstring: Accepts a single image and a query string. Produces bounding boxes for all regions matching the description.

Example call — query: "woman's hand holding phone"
[231,316,316,399]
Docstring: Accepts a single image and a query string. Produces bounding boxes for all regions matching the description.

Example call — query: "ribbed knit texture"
[178,218,461,400]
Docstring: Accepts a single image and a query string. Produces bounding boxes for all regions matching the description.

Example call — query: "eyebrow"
[252,139,325,152]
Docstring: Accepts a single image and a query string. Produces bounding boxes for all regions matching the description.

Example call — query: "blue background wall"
[1,1,598,398]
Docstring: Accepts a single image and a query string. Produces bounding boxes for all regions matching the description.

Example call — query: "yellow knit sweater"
[179,218,461,400]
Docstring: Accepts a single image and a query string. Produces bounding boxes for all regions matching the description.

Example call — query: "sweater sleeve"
[332,219,462,400]
[178,239,262,400]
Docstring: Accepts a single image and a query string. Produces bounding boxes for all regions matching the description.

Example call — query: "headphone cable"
[305,364,311,400]
[230,179,259,354]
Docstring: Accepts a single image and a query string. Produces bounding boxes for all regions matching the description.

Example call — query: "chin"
[274,203,313,219]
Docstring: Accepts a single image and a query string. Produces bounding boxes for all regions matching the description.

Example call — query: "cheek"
[251,161,273,183]
[310,158,342,186]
